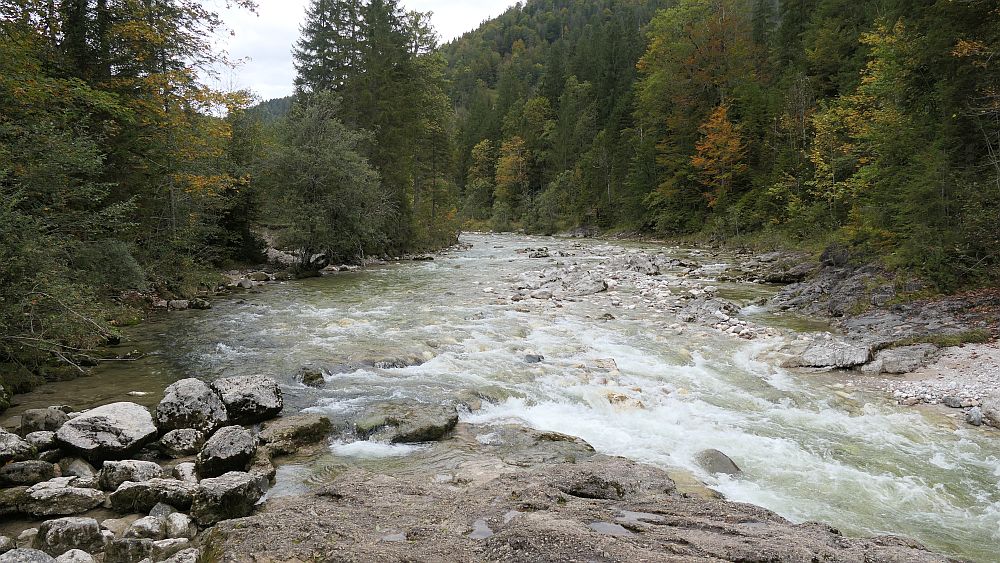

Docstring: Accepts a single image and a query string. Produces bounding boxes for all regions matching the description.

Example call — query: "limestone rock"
[157,429,204,459]
[99,461,163,491]
[109,479,196,513]
[694,449,742,476]
[0,429,36,464]
[259,415,333,456]
[52,551,93,563]
[32,517,103,557]
[123,517,165,540]
[103,539,152,563]
[25,432,57,452]
[172,463,197,484]
[191,472,264,526]
[785,339,871,369]
[151,539,189,561]
[210,376,283,425]
[0,461,58,487]
[20,478,105,517]
[0,549,55,563]
[164,513,196,540]
[21,409,70,435]
[55,403,157,462]
[195,426,256,478]
[355,402,458,444]
[153,379,228,435]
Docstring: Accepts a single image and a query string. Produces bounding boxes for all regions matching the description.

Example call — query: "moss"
[890,329,992,349]
[0,363,45,394]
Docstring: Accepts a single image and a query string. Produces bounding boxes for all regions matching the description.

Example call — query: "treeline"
[0,0,457,387]
[445,0,1000,287]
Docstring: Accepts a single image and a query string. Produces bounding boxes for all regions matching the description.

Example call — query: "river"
[7,233,999,561]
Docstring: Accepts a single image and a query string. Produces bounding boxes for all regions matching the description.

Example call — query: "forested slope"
[445,0,1000,288]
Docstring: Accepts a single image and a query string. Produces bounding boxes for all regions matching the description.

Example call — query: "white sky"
[210,0,516,101]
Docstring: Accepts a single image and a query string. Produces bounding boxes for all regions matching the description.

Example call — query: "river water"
[7,234,999,560]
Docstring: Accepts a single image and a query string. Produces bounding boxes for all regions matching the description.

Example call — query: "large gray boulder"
[0,549,55,563]
[191,472,264,526]
[32,517,104,557]
[103,539,151,563]
[195,426,256,478]
[151,539,190,561]
[259,414,333,456]
[164,513,196,540]
[694,449,742,476]
[210,376,283,425]
[98,461,163,491]
[0,461,58,487]
[55,403,157,462]
[123,516,166,540]
[20,478,105,517]
[52,551,93,563]
[25,432,57,452]
[157,429,205,459]
[355,402,458,444]
[154,379,229,434]
[108,479,196,513]
[21,408,70,435]
[0,429,36,464]
[980,395,1000,428]
[862,344,938,375]
[785,339,871,369]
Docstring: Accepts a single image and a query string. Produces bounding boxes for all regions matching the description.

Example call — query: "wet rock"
[210,376,283,425]
[21,408,70,434]
[52,550,93,563]
[189,299,211,311]
[167,300,189,311]
[0,549,54,563]
[55,403,158,462]
[158,429,205,459]
[0,536,11,554]
[20,478,105,517]
[154,379,229,435]
[58,459,96,480]
[258,415,333,456]
[475,425,596,467]
[25,432,57,452]
[172,464,197,484]
[195,426,256,478]
[549,457,677,501]
[191,472,264,526]
[109,479,196,513]
[33,517,104,556]
[151,539,189,561]
[0,461,58,487]
[123,516,165,540]
[785,339,871,369]
[0,429,36,464]
[164,513,196,540]
[355,402,458,444]
[103,538,152,563]
[99,461,163,491]
[694,449,742,476]
[966,406,984,427]
[0,487,27,518]
[296,367,325,387]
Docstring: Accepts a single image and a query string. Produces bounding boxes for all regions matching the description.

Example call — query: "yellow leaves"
[173,173,233,197]
[690,104,746,207]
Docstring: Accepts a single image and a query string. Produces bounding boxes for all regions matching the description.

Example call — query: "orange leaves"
[690,104,746,207]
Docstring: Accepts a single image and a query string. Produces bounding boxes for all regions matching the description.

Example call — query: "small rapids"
[10,233,1000,561]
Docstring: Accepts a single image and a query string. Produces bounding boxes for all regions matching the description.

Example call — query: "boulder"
[100,515,142,539]
[0,536,11,554]
[20,478,105,517]
[191,472,264,526]
[0,549,55,563]
[863,344,937,375]
[980,395,1000,428]
[0,461,58,487]
[158,429,205,459]
[25,432,57,452]
[160,548,198,563]
[99,461,163,491]
[164,513,196,540]
[21,409,70,435]
[52,551,93,563]
[564,274,608,297]
[109,479,196,513]
[296,367,325,387]
[32,517,104,557]
[967,406,984,427]
[195,426,256,478]
[785,339,871,369]
[154,379,229,435]
[694,449,742,476]
[123,516,165,540]
[58,459,96,480]
[149,503,177,519]
[167,300,189,311]
[103,539,152,563]
[55,403,157,462]
[172,463,197,484]
[355,402,458,444]
[0,487,27,518]
[0,429,36,464]
[16,529,37,548]
[210,376,283,425]
[259,415,333,456]
[151,539,189,561]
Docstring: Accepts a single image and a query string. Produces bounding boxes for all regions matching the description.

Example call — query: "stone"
[151,539,189,561]
[103,539,152,563]
[172,463,197,484]
[297,367,325,387]
[99,461,163,491]
[355,402,458,444]
[786,339,871,369]
[164,513,196,540]
[942,396,963,409]
[58,459,96,480]
[967,406,984,427]
[694,449,742,476]
[109,479,197,513]
[191,471,264,526]
[25,432,57,452]
[0,536,11,554]
[15,529,37,548]
[565,274,608,296]
[20,478,105,517]
[55,403,158,462]
[195,426,256,478]
[123,517,166,540]
[247,448,276,487]
[21,409,70,434]
[210,376,283,425]
[158,429,205,459]
[167,300,189,311]
[154,379,229,435]
[38,450,65,464]
[160,548,198,563]
[149,503,177,519]
[33,517,104,556]
[0,461,58,487]
[524,354,544,364]
[979,395,1000,428]
[869,345,937,374]
[100,515,142,538]
[529,289,552,300]
[0,487,27,518]
[0,429,36,464]
[0,549,54,563]
[189,299,211,311]
[258,415,333,456]
[52,551,94,563]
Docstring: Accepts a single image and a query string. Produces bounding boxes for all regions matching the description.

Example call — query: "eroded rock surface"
[54,403,157,462]
[154,379,228,435]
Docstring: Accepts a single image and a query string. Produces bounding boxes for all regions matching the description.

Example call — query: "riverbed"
[5,233,999,561]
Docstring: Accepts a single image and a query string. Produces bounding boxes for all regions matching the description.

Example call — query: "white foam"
[330,440,425,458]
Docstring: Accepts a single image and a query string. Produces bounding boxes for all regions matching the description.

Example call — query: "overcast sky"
[211,0,516,101]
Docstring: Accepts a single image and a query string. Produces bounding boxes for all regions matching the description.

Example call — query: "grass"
[889,329,992,349]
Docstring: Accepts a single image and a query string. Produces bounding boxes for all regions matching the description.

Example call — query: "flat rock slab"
[55,402,157,462]
[355,402,458,444]
[784,339,871,369]
[210,376,283,424]
[20,478,105,517]
[109,479,197,513]
[0,429,36,464]
[259,414,333,456]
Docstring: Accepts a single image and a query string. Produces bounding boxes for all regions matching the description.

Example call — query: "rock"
[524,354,544,364]
[0,487,27,518]
[966,406,984,427]
[195,426,256,478]
[99,461,163,491]
[236,278,253,290]
[191,472,264,526]
[100,515,142,538]
[58,459,96,480]
[942,396,963,409]
[160,548,198,563]
[154,379,229,435]
[355,402,458,444]
[149,503,177,519]
[258,415,333,456]
[172,463,197,484]
[55,403,158,462]
[109,479,196,513]
[0,461,58,487]
[296,367,325,387]
[188,299,211,311]
[20,478,105,517]
[529,289,552,300]
[248,272,270,282]
[151,539,189,561]
[625,255,659,276]
[38,450,65,464]
[123,517,165,540]
[565,274,607,296]
[209,376,283,424]
[867,345,937,374]
[247,448,276,487]
[25,432,57,452]
[33,517,103,556]
[164,513,196,540]
[21,408,70,434]
[0,429,36,464]
[786,339,871,369]
[157,429,205,459]
[52,550,93,563]
[15,529,37,548]
[167,300,189,311]
[103,539,152,563]
[0,549,54,563]
[979,395,1000,428]
[0,536,11,554]
[694,449,742,476]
